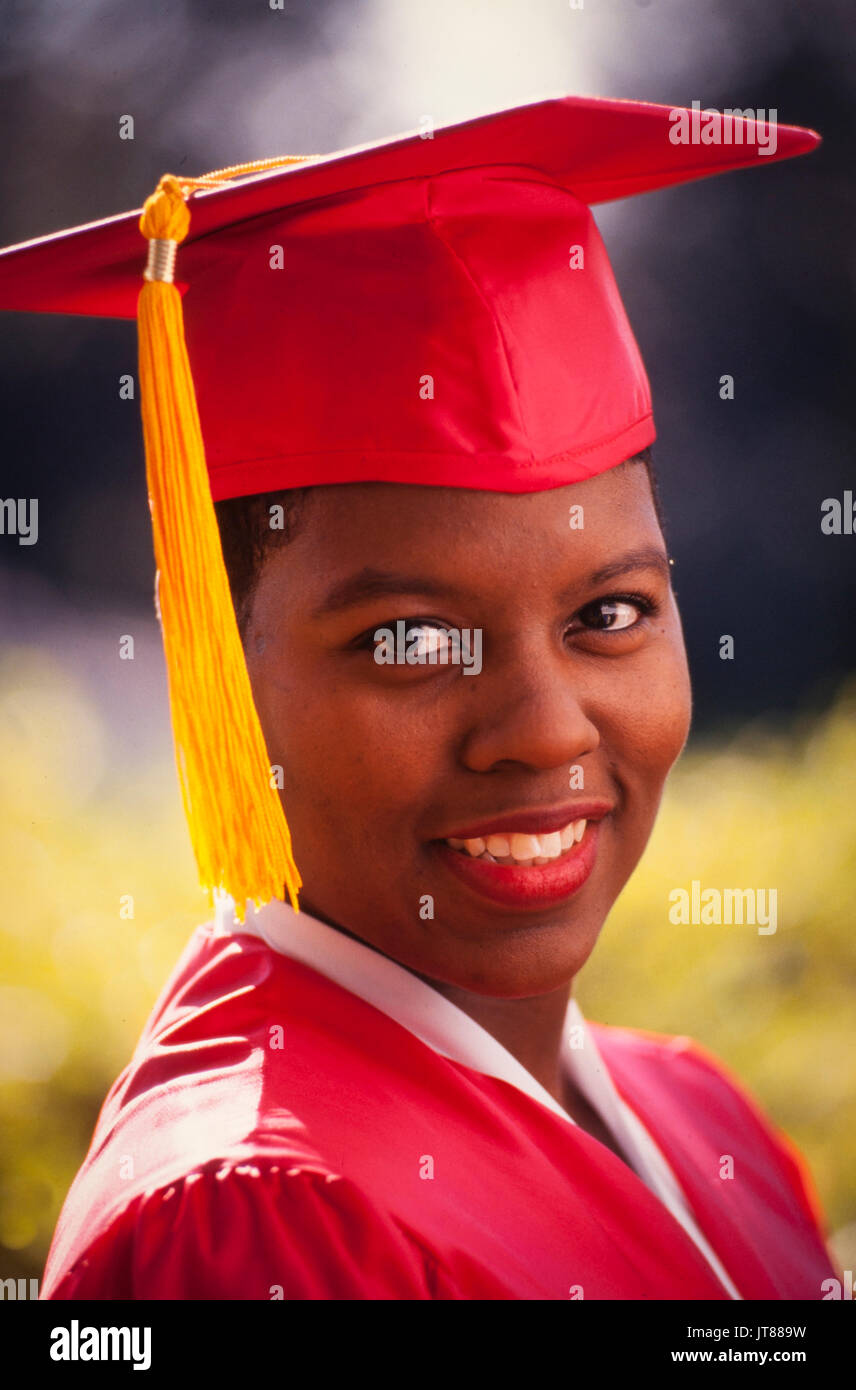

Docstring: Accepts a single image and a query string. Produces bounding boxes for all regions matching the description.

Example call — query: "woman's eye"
[400,622,454,659]
[575,595,653,632]
[360,619,456,661]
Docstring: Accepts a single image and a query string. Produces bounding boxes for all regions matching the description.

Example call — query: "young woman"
[0,94,838,1299]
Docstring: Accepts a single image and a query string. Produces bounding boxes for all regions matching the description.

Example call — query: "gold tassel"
[137,165,314,921]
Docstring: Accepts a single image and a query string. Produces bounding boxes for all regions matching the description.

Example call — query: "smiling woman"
[0,94,839,1302]
[225,462,688,1002]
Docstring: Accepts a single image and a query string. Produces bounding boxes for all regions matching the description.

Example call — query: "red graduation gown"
[41,923,836,1301]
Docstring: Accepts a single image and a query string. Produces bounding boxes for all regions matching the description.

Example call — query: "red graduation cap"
[0,93,820,916]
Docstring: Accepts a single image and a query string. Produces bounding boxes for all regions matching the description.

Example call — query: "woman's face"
[245,463,692,997]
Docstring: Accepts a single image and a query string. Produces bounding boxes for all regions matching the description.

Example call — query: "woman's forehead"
[261,467,664,601]
[296,464,655,534]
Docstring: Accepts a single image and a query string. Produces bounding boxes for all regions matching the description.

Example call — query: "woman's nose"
[457,646,600,774]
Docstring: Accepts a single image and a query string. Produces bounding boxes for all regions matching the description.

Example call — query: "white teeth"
[540,831,562,858]
[480,834,508,856]
[446,819,588,865]
[483,834,510,858]
[509,833,541,860]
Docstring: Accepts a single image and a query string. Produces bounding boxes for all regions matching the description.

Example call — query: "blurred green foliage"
[0,647,854,1284]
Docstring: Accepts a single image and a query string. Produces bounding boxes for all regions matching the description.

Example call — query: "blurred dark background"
[1,0,854,728]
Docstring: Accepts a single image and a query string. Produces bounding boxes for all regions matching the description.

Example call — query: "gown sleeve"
[677,1034,836,1245]
[45,1162,440,1300]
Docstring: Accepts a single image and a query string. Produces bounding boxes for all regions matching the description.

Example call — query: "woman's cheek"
[281,678,440,819]
[594,643,691,792]
[636,648,692,780]
[655,625,693,766]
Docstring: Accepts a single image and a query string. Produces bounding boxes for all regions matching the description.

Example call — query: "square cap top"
[0,93,821,498]
[0,92,819,317]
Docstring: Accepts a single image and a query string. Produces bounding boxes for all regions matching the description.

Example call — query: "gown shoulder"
[45,1160,442,1300]
[588,1018,832,1239]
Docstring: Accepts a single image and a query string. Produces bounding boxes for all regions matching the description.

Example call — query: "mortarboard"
[0,94,820,918]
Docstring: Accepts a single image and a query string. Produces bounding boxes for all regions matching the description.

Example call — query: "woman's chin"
[401,916,606,999]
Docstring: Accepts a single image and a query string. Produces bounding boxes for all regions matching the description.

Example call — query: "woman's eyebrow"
[582,547,671,588]
[313,548,671,618]
[312,569,459,617]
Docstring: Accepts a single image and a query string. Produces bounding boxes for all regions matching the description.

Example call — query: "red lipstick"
[433,817,605,910]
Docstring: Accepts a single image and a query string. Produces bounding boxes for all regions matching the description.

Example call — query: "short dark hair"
[214,446,663,638]
[214,486,314,638]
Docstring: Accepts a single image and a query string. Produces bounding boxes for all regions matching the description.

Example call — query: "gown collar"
[213,893,741,1300]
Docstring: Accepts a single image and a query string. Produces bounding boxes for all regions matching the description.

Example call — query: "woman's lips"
[440,800,612,841]
[433,818,602,909]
